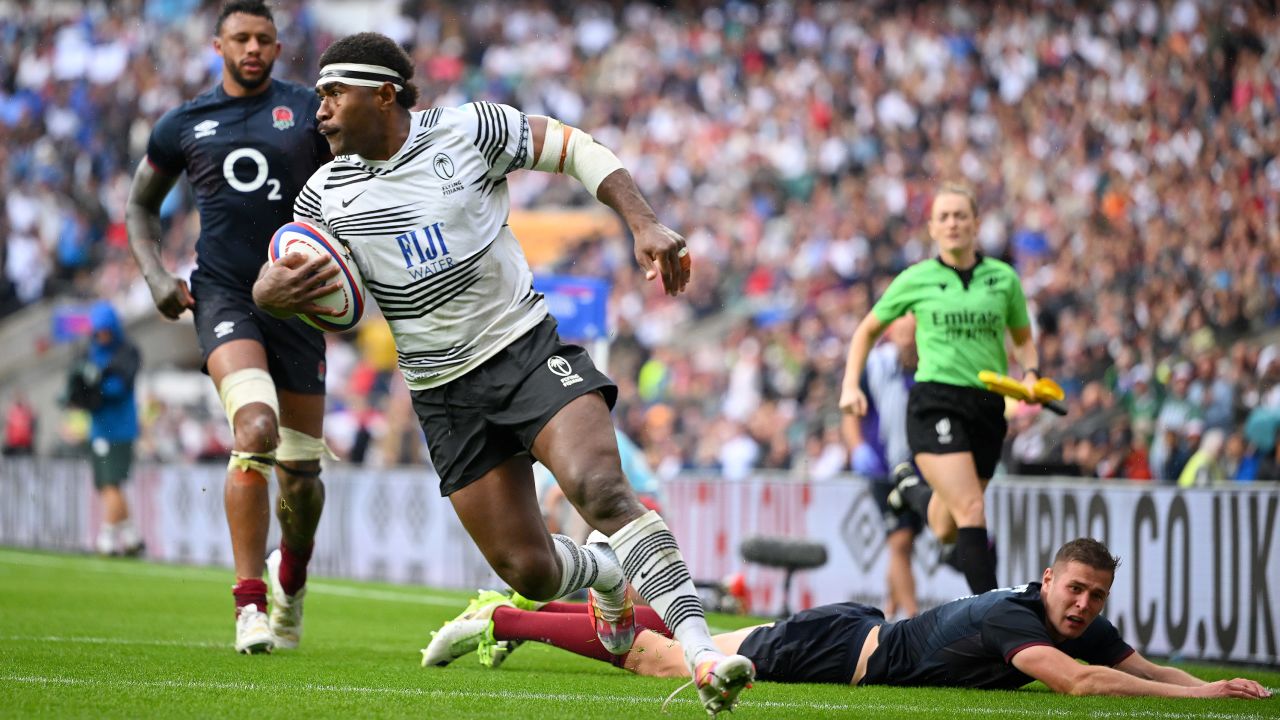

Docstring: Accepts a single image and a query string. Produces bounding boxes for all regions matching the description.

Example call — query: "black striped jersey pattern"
[292,102,547,389]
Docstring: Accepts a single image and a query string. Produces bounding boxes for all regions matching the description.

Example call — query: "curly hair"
[1053,537,1121,574]
[215,0,274,35]
[318,32,420,109]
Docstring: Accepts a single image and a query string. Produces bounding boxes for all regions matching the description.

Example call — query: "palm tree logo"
[433,153,455,180]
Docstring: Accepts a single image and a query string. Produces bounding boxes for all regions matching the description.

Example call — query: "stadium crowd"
[3,0,1279,483]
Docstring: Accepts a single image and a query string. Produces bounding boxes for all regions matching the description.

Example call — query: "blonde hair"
[931,182,978,216]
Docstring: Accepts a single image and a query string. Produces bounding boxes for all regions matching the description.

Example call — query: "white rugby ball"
[267,221,365,332]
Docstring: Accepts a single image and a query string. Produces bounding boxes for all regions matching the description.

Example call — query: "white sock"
[95,525,115,555]
[116,519,141,549]
[551,534,624,599]
[583,536,627,614]
[608,510,717,668]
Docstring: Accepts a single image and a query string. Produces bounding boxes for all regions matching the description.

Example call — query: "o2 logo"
[222,148,282,200]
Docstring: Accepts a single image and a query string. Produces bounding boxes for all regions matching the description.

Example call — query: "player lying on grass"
[424,538,1271,701]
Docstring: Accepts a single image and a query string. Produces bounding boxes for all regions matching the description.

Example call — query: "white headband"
[316,63,404,91]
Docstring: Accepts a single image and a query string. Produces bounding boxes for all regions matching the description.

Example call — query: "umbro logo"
[938,282,949,291]
[341,190,367,208]
[214,320,235,338]
[193,120,219,139]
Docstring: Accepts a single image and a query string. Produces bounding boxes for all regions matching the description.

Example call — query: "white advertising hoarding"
[2,459,1275,664]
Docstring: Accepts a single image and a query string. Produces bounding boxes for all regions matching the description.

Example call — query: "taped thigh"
[218,368,279,429]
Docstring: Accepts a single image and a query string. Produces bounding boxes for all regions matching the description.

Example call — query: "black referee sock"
[955,527,998,594]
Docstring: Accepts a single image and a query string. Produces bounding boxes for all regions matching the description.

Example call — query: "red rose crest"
[271,105,295,130]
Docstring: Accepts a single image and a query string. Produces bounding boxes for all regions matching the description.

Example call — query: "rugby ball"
[267,221,365,332]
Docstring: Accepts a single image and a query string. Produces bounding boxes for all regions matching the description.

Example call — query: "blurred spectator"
[64,301,144,556]
[3,392,37,455]
[3,1,1279,481]
[1223,431,1257,482]
[1188,353,1235,432]
[1121,366,1160,431]
[1177,428,1227,487]
[1253,429,1280,482]
[1150,364,1200,482]
[1119,420,1155,482]
[1165,418,1203,483]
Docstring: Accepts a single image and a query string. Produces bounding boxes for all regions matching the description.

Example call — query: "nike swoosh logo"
[341,190,366,208]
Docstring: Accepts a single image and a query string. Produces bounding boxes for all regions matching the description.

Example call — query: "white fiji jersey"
[293,102,546,390]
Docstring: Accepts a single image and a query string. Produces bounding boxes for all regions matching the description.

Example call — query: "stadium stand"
[1,0,1278,482]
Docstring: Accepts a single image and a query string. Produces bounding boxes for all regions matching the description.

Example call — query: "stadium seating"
[1,1,1278,481]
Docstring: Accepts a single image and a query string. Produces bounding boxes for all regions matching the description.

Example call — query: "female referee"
[839,182,1040,594]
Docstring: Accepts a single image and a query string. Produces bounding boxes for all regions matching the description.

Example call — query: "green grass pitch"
[1,548,1275,719]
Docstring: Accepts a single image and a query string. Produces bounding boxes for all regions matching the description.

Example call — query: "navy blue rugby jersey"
[146,79,329,289]
[865,582,1134,689]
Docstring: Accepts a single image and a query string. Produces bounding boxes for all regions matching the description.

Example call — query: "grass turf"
[1,547,1276,719]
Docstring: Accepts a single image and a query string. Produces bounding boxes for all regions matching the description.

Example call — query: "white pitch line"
[0,674,831,712]
[1,674,1269,719]
[0,551,227,583]
[2,635,225,649]
[0,551,1271,718]
[0,550,465,607]
[305,582,465,608]
[0,550,744,622]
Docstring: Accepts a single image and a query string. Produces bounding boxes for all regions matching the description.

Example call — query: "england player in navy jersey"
[126,1,331,654]
[252,32,753,714]
[437,538,1271,701]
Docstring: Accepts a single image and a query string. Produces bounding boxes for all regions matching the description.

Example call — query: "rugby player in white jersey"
[252,32,753,714]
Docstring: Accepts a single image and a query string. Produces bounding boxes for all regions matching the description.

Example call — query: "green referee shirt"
[871,255,1030,389]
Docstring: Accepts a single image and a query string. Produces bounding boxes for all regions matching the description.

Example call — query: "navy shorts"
[191,275,326,394]
[737,602,886,685]
[905,381,1007,479]
[410,316,617,496]
[91,439,134,489]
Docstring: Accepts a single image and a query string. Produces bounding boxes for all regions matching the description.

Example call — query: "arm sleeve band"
[531,118,624,198]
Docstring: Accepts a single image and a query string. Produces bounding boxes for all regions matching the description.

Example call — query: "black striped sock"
[551,534,625,599]
[609,510,716,667]
[551,534,597,598]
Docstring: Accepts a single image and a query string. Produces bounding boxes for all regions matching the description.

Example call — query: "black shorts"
[191,275,326,394]
[905,381,1007,479]
[869,479,924,536]
[737,602,885,685]
[410,316,618,496]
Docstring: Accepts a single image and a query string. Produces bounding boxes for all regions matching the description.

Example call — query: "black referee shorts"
[905,381,1008,479]
[410,316,618,497]
[737,602,886,685]
[191,275,326,394]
